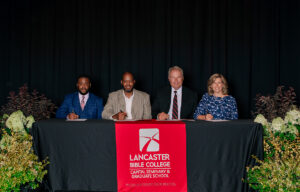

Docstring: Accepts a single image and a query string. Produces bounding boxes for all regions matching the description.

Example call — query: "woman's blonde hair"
[207,73,228,95]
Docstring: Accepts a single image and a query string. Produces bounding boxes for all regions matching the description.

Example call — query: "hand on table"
[112,111,127,120]
[67,112,79,120]
[205,114,213,120]
[157,112,169,120]
[197,114,214,120]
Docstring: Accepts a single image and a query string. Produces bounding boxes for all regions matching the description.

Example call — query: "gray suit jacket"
[102,89,152,120]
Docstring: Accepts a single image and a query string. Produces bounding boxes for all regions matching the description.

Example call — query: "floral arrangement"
[246,109,300,191]
[0,110,48,191]
[255,109,299,139]
[0,114,8,134]
[4,110,35,135]
[253,86,296,121]
[0,84,57,121]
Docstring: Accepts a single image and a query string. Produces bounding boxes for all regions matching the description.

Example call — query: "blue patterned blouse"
[193,93,238,120]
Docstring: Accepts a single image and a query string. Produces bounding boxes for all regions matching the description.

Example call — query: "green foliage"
[0,112,49,191]
[246,134,299,192]
[247,111,300,191]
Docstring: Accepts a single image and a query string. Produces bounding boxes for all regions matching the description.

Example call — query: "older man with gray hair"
[152,66,198,120]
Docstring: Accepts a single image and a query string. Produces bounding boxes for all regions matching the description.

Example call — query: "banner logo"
[139,128,159,152]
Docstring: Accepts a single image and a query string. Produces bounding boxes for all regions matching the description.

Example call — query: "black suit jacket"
[152,86,198,119]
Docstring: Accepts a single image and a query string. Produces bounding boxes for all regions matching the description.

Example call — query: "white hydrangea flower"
[284,109,300,125]
[25,115,35,129]
[271,117,285,132]
[2,113,9,119]
[5,110,26,134]
[0,134,10,150]
[283,124,299,135]
[254,114,269,127]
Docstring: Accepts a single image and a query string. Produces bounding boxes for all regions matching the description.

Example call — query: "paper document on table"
[181,119,196,122]
[206,119,229,122]
[66,119,87,121]
[114,119,137,121]
[155,119,182,121]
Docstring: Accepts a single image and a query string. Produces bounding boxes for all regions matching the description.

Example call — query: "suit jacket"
[102,89,152,120]
[56,92,103,119]
[152,86,198,119]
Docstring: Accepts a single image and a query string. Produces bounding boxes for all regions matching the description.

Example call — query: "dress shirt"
[123,91,134,120]
[78,93,89,107]
[168,87,182,119]
[66,92,89,119]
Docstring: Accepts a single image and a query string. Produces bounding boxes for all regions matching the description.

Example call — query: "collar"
[123,90,134,99]
[171,86,182,94]
[78,92,89,99]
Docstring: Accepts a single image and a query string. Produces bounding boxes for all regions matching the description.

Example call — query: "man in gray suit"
[102,72,152,120]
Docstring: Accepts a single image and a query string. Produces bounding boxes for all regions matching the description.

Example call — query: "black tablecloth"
[32,119,263,192]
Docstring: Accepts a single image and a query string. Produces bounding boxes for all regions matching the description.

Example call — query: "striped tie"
[80,95,85,110]
[172,91,178,119]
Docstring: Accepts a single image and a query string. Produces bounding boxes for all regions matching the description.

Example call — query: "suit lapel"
[131,89,138,119]
[84,94,93,111]
[164,87,171,112]
[72,92,81,113]
[181,87,185,117]
[118,90,126,112]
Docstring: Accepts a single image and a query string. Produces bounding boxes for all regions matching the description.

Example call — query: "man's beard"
[78,89,89,95]
[123,88,133,93]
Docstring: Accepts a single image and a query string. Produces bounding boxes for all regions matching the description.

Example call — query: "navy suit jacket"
[151,86,198,119]
[56,92,103,119]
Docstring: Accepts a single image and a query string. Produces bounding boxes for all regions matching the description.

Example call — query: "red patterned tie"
[172,91,178,119]
[80,95,85,110]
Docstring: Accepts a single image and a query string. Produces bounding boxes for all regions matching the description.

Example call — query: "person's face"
[121,73,135,93]
[77,77,91,95]
[211,77,224,94]
[168,69,184,90]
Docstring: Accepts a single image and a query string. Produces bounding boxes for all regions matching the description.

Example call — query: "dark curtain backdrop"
[1,0,299,118]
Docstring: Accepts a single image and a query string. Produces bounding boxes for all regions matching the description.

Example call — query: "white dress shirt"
[123,91,134,120]
[168,87,182,119]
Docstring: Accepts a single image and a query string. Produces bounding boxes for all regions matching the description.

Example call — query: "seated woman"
[194,73,238,120]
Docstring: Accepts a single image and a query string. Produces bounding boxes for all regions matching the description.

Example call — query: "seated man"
[102,72,151,120]
[152,66,198,120]
[56,75,103,119]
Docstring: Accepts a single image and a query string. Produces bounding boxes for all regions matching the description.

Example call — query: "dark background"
[1,0,299,118]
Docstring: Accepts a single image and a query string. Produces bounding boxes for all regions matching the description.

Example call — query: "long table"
[32,119,263,192]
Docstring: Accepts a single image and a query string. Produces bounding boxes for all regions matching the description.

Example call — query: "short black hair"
[77,75,91,83]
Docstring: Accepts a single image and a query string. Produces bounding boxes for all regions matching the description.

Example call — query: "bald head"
[122,72,134,80]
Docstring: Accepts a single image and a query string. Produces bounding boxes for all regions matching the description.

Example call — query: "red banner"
[115,120,187,192]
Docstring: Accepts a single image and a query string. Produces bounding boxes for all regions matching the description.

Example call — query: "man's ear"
[120,80,123,85]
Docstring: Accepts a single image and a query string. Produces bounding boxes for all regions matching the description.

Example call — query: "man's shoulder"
[89,93,103,101]
[134,89,149,97]
[153,86,171,101]
[108,89,123,97]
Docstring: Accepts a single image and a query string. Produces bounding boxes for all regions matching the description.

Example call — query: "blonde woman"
[194,73,238,120]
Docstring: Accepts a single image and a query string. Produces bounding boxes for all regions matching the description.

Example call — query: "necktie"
[80,95,85,110]
[172,91,178,119]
